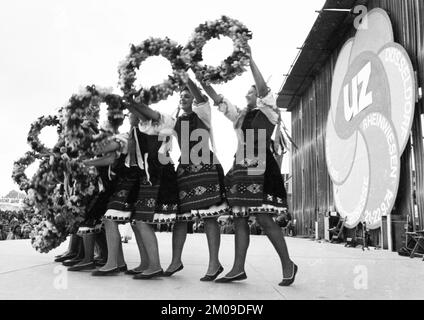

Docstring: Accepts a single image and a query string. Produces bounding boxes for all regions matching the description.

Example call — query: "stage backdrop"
[278,0,424,244]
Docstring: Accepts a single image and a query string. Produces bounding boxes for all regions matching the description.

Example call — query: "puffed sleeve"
[192,100,212,129]
[154,112,176,135]
[139,112,176,135]
[257,91,279,125]
[216,95,242,124]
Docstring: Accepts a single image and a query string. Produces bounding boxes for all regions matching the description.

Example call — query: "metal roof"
[277,0,368,110]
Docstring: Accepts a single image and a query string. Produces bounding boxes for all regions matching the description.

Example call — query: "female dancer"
[90,113,141,275]
[200,46,297,286]
[131,78,228,281]
[124,105,179,279]
[67,155,118,271]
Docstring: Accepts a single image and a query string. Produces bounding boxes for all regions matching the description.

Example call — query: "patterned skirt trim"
[177,163,227,212]
[131,213,177,225]
[76,223,103,236]
[191,202,230,219]
[230,204,287,218]
[175,212,194,222]
[104,209,132,223]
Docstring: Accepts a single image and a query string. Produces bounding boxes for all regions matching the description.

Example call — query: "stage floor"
[0,233,423,300]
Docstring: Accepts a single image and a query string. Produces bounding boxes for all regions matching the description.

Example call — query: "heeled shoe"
[54,253,76,263]
[68,262,96,272]
[162,264,184,277]
[62,258,83,267]
[279,263,298,287]
[133,269,164,280]
[125,269,144,275]
[200,266,224,282]
[118,264,128,272]
[215,272,247,283]
[94,260,107,267]
[91,267,120,276]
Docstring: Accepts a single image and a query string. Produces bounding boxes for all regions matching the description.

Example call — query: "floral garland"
[27,115,61,154]
[28,149,100,253]
[61,85,124,155]
[12,151,41,192]
[118,37,190,105]
[16,98,106,252]
[183,16,252,84]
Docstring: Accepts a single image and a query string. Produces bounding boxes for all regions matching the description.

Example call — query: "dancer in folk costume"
[131,78,229,281]
[90,113,140,275]
[201,45,297,286]
[124,105,179,279]
[67,151,120,271]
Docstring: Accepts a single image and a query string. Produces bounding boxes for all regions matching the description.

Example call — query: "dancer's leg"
[224,217,250,277]
[117,237,126,267]
[95,230,108,262]
[131,223,149,271]
[166,221,187,272]
[74,235,85,260]
[134,221,161,273]
[56,234,79,258]
[256,213,294,278]
[74,233,95,265]
[203,218,222,275]
[99,219,122,271]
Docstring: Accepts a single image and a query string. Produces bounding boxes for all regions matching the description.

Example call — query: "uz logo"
[344,62,373,121]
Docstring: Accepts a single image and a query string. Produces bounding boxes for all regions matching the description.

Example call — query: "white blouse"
[112,112,176,170]
[216,91,279,127]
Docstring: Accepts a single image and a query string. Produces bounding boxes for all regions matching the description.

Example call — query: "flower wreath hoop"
[118,37,189,105]
[183,15,252,84]
[27,142,99,253]
[62,85,125,155]
[12,151,41,192]
[27,115,61,154]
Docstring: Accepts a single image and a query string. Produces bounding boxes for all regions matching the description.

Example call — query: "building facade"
[278,0,424,250]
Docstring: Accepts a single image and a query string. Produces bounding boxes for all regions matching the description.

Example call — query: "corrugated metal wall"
[291,0,424,236]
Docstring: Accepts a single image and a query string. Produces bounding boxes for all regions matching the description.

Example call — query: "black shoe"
[91,268,120,276]
[54,253,76,263]
[119,265,128,272]
[94,260,107,267]
[200,266,224,282]
[125,269,144,275]
[133,269,164,280]
[215,272,247,283]
[62,259,82,267]
[163,264,184,277]
[68,262,96,272]
[279,263,298,287]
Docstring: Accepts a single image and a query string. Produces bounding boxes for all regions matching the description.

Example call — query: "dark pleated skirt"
[78,172,118,235]
[176,162,227,216]
[104,166,141,223]
[131,163,179,224]
[225,149,288,216]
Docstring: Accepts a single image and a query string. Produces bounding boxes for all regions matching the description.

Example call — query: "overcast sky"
[0,0,326,196]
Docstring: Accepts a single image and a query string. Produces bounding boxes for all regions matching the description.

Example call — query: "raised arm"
[199,81,223,106]
[247,45,268,98]
[200,81,241,124]
[126,101,161,122]
[186,77,207,104]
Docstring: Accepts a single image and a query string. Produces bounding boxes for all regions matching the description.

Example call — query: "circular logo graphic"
[325,9,416,229]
